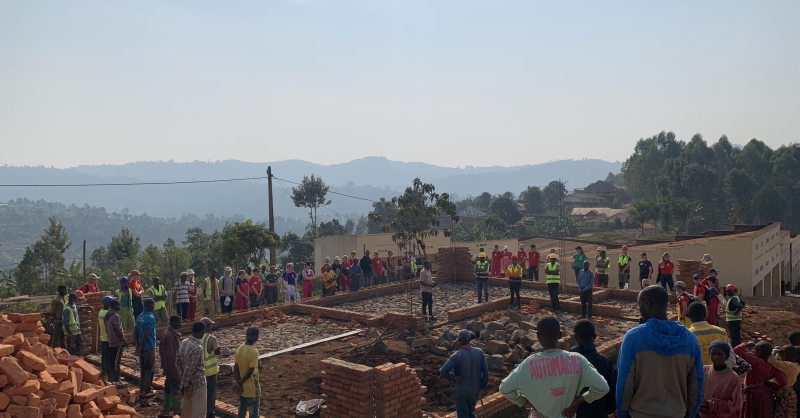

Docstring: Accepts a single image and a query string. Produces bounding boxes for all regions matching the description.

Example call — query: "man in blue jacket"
[440,329,489,418]
[617,285,704,418]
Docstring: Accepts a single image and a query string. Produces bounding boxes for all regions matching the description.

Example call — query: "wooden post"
[267,167,276,267]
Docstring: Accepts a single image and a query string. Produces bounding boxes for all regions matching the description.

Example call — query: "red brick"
[4,379,40,396]
[17,351,48,372]
[44,353,59,367]
[13,321,39,332]
[26,393,39,407]
[0,392,8,410]
[55,380,74,395]
[43,391,72,408]
[6,404,42,418]
[95,395,120,412]
[46,365,69,381]
[39,397,57,415]
[67,404,81,418]
[73,387,101,404]
[43,410,67,418]
[110,404,137,416]
[0,375,6,388]
[2,334,24,347]
[0,357,29,386]
[11,394,28,405]
[38,334,51,345]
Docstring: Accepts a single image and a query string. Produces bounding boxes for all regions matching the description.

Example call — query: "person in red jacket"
[528,245,540,282]
[372,251,384,285]
[733,341,787,418]
[657,252,675,291]
[491,245,502,277]
[501,246,513,278]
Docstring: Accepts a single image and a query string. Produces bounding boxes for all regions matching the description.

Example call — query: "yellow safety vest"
[115,288,133,308]
[62,304,80,335]
[618,254,631,269]
[98,309,108,342]
[148,285,166,310]
[475,261,489,279]
[202,278,218,301]
[725,296,742,322]
[507,264,523,279]
[201,333,219,376]
[545,262,561,284]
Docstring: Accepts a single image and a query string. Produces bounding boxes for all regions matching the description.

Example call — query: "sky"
[1,1,799,169]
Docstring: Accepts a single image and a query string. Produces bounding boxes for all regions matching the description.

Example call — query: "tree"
[489,196,522,224]
[220,220,280,269]
[368,178,458,259]
[279,231,314,266]
[519,186,545,215]
[318,219,348,237]
[542,181,567,211]
[183,227,222,276]
[139,244,163,281]
[12,217,72,295]
[473,192,492,211]
[291,174,331,235]
[367,198,398,234]
[629,198,656,235]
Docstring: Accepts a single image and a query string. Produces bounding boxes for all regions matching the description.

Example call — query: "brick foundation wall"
[320,358,426,418]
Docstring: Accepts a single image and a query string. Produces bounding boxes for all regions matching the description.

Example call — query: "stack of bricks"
[78,292,108,355]
[676,260,714,283]
[436,247,475,281]
[373,362,425,418]
[320,358,375,418]
[0,312,139,418]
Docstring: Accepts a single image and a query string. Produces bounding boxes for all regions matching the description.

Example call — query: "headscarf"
[709,340,730,358]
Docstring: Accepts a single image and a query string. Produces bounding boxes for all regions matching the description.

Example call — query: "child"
[734,341,788,418]
[281,263,301,303]
[263,266,279,305]
[768,345,799,418]
[340,258,351,291]
[675,281,692,328]
[301,262,315,299]
[699,340,743,418]
[350,259,363,292]
[323,264,338,296]
[235,270,249,311]
[248,267,262,308]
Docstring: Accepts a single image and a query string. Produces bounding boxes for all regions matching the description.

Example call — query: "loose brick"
[11,394,27,405]
[0,375,6,388]
[37,370,59,392]
[67,404,81,418]
[39,397,57,415]
[73,387,101,404]
[0,345,13,357]
[0,325,12,339]
[6,404,42,418]
[13,321,39,332]
[95,396,120,412]
[0,392,8,410]
[0,357,29,386]
[43,391,72,408]
[72,361,100,382]
[44,412,67,418]
[47,365,69,381]
[56,380,73,395]
[17,351,48,372]
[30,343,48,357]
[26,392,39,407]
[2,334,24,347]
[38,334,51,345]
[4,379,40,396]
[80,406,101,418]
[110,404,137,416]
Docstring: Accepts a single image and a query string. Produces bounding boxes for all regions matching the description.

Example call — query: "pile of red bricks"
[0,312,138,418]
[320,358,427,418]
[78,292,108,355]
[436,247,475,281]
[373,362,426,417]
[676,259,714,283]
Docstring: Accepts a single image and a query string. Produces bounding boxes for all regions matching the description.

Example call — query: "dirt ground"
[737,296,800,347]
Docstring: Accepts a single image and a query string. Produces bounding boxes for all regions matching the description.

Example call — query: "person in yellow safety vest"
[724,284,745,346]
[507,255,524,310]
[202,269,220,319]
[62,293,83,355]
[544,253,561,312]
[147,276,168,327]
[618,245,632,289]
[98,295,116,380]
[115,277,136,331]
[201,317,221,418]
[475,252,490,303]
[595,248,610,289]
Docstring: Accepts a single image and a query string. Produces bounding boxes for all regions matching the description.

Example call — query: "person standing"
[577,261,594,319]
[595,248,610,288]
[147,277,169,326]
[98,295,114,380]
[235,327,261,418]
[768,345,800,418]
[300,262,314,299]
[386,251,397,282]
[200,270,219,318]
[544,253,561,312]
[617,245,632,289]
[360,251,373,287]
[687,302,729,366]
[177,321,208,418]
[116,277,136,331]
[135,298,157,405]
[675,281,693,328]
[439,329,489,418]
[372,251,383,285]
[174,272,191,320]
[570,320,616,418]
[200,317,221,418]
[491,245,502,277]
[104,300,124,383]
[264,266,280,305]
[699,341,743,418]
[235,271,249,311]
[282,263,301,303]
[219,267,235,314]
[724,284,745,346]
[160,315,183,416]
[78,273,100,294]
[340,257,351,291]
[616,285,704,418]
[499,316,609,418]
[528,244,541,282]
[350,259,363,292]
[49,285,68,349]
[187,269,199,321]
[129,270,145,320]
[62,293,83,354]
[517,244,527,279]
[657,252,676,291]
[638,253,653,288]
[573,246,587,282]
[734,341,787,418]
[507,255,524,310]
[703,269,722,326]
[248,267,262,309]
[420,260,437,322]
[474,252,490,304]
[500,246,512,278]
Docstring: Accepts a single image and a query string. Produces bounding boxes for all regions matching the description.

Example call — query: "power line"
[272,176,379,203]
[0,176,269,187]
[274,179,361,224]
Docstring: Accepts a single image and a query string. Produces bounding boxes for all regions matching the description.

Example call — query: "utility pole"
[267,166,276,266]
[82,240,87,284]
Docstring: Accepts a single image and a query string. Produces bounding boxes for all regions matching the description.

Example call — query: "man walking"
[160,315,183,416]
[724,284,745,347]
[544,253,561,312]
[439,330,489,418]
[200,317,221,418]
[616,285,704,418]
[500,316,609,418]
[577,261,594,318]
[617,245,632,289]
[135,298,157,405]
[147,276,168,326]
[177,321,208,418]
[235,327,261,418]
[507,255,524,310]
[50,285,68,349]
[104,300,124,383]
[201,270,219,318]
[528,244,540,282]
[570,320,616,418]
[220,267,235,314]
[474,252,490,304]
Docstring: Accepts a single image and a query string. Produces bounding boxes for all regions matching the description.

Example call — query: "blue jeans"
[238,396,259,418]
[455,394,478,418]
[351,276,361,291]
[363,272,372,287]
[476,279,489,303]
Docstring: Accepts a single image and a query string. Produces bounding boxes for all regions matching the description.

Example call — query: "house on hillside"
[564,193,607,207]
[438,207,487,229]
[571,207,629,227]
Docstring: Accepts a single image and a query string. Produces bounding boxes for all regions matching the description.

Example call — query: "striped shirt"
[420,269,435,294]
[173,280,190,303]
[176,335,206,392]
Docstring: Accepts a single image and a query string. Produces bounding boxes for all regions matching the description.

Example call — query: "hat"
[129,270,142,276]
[519,244,524,248]
[335,256,341,261]
[503,246,508,250]
[675,281,686,289]
[709,340,731,358]
[73,290,84,299]
[186,269,195,275]
[252,267,260,273]
[511,254,518,259]
[119,276,130,282]
[692,274,701,280]
[709,268,719,273]
[575,246,582,250]
[478,252,487,258]
[101,295,117,304]
[725,284,737,291]
[200,317,215,326]
[597,247,603,251]
[549,253,557,259]
[640,252,647,256]
[225,267,232,272]
[88,273,98,280]
[458,329,471,340]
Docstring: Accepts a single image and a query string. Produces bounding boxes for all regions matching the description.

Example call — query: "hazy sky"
[2,1,798,169]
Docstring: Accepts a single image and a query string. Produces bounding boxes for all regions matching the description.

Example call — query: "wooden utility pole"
[82,240,86,284]
[267,166,276,266]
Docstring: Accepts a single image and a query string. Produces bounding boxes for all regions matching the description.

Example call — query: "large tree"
[542,180,567,211]
[519,186,545,215]
[291,174,331,236]
[13,217,72,295]
[368,178,458,259]
[489,196,522,224]
[219,220,280,269]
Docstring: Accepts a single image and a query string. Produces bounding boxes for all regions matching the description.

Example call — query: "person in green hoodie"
[572,246,587,282]
[499,316,609,418]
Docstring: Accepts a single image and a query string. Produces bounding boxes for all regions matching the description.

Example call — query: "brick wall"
[320,358,426,418]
